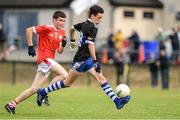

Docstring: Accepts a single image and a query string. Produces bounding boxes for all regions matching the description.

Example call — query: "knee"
[63,73,68,79]
[29,86,39,93]
[61,72,68,80]
[63,81,73,88]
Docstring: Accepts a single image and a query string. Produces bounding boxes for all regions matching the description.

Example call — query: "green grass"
[0,84,180,119]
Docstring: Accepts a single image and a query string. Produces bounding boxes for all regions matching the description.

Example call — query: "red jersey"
[32,25,65,64]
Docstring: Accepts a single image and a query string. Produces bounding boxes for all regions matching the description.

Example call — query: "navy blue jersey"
[73,19,98,62]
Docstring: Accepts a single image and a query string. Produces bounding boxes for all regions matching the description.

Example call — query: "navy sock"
[101,82,119,104]
[41,81,65,94]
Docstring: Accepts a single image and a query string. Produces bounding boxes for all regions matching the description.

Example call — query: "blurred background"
[0,0,179,89]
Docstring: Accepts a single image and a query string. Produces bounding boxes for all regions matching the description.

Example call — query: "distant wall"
[113,7,163,40]
[159,0,180,29]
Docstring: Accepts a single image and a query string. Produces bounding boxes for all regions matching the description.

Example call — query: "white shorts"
[37,58,57,78]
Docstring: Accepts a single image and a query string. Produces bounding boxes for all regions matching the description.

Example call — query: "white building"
[0,0,180,47]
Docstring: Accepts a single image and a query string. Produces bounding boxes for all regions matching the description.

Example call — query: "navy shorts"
[71,57,94,73]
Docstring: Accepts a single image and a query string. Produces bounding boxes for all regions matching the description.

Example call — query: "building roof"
[109,0,163,8]
[0,0,73,8]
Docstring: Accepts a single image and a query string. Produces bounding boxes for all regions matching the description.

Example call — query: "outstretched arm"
[69,28,77,50]
[57,43,64,54]
[88,43,101,73]
[57,36,67,54]
[70,28,76,41]
[88,43,97,60]
[26,27,36,57]
[26,27,34,46]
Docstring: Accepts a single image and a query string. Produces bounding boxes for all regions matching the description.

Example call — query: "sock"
[42,81,65,94]
[8,100,18,108]
[101,82,119,104]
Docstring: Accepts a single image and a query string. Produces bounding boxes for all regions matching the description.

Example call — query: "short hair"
[53,11,66,19]
[88,4,104,18]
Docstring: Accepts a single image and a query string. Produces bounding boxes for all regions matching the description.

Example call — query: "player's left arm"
[83,24,101,73]
[88,42,101,73]
[87,37,101,73]
[57,36,67,54]
[57,43,63,54]
[83,23,96,60]
[88,41,97,60]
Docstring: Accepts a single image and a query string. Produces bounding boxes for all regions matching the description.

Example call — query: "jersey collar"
[87,18,93,23]
[51,24,64,31]
[87,19,98,28]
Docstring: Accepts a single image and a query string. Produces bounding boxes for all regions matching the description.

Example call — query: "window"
[4,11,38,48]
[124,11,134,18]
[143,12,154,19]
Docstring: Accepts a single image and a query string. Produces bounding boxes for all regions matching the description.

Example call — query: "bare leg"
[63,69,81,87]
[5,70,47,114]
[48,60,68,85]
[88,67,107,85]
[36,69,81,106]
[14,72,46,103]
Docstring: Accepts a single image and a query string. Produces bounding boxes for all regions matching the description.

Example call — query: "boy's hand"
[69,39,77,51]
[62,36,67,47]
[28,46,36,57]
[93,60,101,73]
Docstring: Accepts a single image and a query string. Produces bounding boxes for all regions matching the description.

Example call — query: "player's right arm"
[70,22,83,40]
[26,27,36,57]
[69,28,76,50]
[26,27,34,46]
[69,23,83,50]
[26,25,46,57]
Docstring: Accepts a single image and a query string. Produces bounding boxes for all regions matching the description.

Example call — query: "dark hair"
[53,11,66,19]
[88,4,104,18]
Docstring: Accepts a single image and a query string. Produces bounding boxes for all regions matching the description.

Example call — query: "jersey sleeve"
[32,25,47,34]
[72,23,83,32]
[81,23,96,44]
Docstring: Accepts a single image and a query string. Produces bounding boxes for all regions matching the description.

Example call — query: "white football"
[115,84,130,98]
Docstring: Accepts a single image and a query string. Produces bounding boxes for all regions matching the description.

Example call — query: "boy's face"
[91,13,104,24]
[53,17,66,29]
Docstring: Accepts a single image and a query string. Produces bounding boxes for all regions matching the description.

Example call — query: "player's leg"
[36,58,89,106]
[47,58,68,85]
[36,59,67,106]
[36,69,81,106]
[5,72,46,114]
[88,68,130,110]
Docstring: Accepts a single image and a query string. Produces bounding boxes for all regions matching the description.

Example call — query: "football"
[115,84,130,98]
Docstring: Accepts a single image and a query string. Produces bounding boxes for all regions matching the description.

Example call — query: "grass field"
[0,84,180,119]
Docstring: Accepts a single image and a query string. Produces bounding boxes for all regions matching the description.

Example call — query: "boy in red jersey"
[5,11,68,115]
